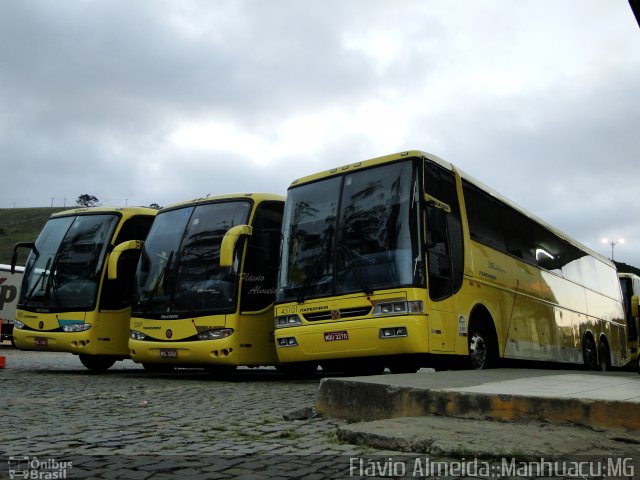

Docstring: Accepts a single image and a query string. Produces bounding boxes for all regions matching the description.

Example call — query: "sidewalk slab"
[336,415,640,458]
[315,369,640,430]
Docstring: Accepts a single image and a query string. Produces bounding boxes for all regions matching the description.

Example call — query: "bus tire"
[598,340,610,372]
[582,335,598,370]
[468,322,496,370]
[79,354,117,372]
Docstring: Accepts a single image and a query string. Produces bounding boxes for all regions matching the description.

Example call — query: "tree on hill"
[76,194,99,207]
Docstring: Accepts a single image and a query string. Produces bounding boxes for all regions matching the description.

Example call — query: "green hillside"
[1,207,639,276]
[0,207,67,265]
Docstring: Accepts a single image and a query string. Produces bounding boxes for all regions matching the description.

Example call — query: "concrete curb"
[315,376,640,430]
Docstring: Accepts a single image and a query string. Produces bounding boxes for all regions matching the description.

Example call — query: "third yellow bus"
[274,150,628,373]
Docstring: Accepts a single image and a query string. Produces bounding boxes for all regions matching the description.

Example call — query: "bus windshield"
[20,214,119,311]
[277,160,423,303]
[133,201,252,317]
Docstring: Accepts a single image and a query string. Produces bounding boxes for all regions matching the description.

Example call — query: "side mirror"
[220,225,253,268]
[107,240,144,280]
[12,242,37,273]
[632,294,639,319]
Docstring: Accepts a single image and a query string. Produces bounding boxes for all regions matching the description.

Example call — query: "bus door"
[423,160,464,353]
[237,201,284,364]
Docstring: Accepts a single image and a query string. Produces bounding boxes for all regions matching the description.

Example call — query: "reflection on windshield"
[133,201,252,317]
[277,160,422,302]
[20,214,119,311]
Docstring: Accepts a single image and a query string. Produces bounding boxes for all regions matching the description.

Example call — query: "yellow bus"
[11,206,157,370]
[618,272,639,366]
[274,150,628,373]
[113,193,285,373]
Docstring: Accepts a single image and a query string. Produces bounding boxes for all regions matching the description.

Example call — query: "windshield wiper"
[143,250,174,314]
[23,257,52,307]
[44,252,64,307]
[296,248,330,304]
[341,246,374,296]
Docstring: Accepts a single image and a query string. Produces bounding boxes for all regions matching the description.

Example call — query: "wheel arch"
[468,303,500,357]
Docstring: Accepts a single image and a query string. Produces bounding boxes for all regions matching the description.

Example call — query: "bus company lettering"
[299,305,329,313]
[0,277,18,310]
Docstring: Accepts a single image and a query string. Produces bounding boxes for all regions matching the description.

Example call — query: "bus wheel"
[468,323,495,369]
[142,363,176,373]
[582,336,598,370]
[79,354,117,372]
[598,341,610,372]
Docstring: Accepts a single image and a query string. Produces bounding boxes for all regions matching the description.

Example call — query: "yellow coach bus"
[618,272,640,365]
[113,193,285,373]
[274,150,628,373]
[11,207,156,370]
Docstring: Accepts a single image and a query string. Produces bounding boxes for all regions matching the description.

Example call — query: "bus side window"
[240,202,284,312]
[100,216,154,311]
[424,161,463,300]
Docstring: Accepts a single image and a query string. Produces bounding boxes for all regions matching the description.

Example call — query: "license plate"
[34,338,48,346]
[324,331,349,342]
[160,349,178,358]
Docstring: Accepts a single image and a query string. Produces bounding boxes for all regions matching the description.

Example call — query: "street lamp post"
[602,238,624,261]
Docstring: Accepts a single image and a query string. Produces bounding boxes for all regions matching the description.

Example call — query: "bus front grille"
[303,306,372,321]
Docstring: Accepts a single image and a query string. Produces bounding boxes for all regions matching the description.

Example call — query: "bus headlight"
[379,327,408,338]
[130,330,146,341]
[14,320,25,330]
[62,323,92,332]
[197,328,234,340]
[373,301,423,316]
[277,337,298,347]
[275,314,302,328]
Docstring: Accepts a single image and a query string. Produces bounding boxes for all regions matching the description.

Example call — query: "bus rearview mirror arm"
[107,240,144,280]
[11,242,37,274]
[220,225,253,268]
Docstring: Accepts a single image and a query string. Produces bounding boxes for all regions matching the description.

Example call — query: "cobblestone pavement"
[0,345,418,479]
[1,345,638,480]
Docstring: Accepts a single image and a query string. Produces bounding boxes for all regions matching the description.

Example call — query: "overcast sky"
[1,1,638,266]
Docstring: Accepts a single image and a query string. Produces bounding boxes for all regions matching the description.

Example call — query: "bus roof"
[159,193,285,213]
[287,150,453,188]
[288,150,613,268]
[50,206,158,218]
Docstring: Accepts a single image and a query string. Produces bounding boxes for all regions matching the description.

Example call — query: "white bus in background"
[0,264,24,345]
